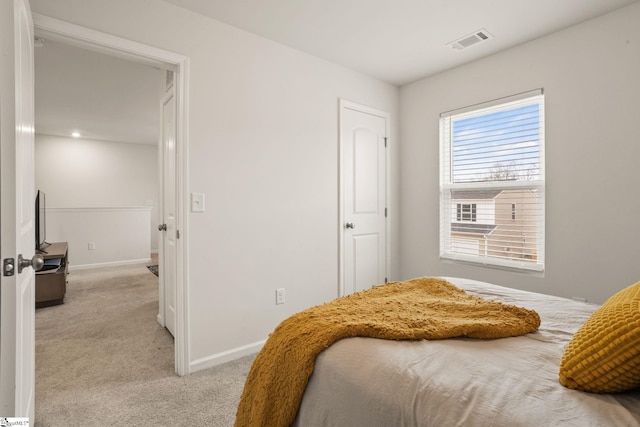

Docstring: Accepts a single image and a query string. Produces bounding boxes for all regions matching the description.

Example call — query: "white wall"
[400,3,640,304]
[47,207,151,268]
[31,0,400,369]
[35,134,159,265]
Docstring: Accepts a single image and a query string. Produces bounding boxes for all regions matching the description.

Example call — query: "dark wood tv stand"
[35,242,69,308]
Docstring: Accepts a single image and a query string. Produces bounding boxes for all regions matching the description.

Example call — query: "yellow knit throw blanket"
[234,277,540,427]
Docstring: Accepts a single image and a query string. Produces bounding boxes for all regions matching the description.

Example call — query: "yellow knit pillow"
[559,281,640,393]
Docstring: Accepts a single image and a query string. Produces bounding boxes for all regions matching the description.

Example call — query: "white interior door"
[0,0,37,419]
[159,80,177,337]
[340,101,389,295]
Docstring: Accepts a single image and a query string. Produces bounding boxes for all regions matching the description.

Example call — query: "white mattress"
[293,277,640,427]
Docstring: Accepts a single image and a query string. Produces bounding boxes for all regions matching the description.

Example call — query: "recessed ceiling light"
[71,132,81,138]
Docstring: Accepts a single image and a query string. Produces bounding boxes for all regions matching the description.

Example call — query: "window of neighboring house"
[439,89,545,272]
[456,203,477,222]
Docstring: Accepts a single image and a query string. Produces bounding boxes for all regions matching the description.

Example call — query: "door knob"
[158,224,167,231]
[345,222,355,229]
[17,253,44,274]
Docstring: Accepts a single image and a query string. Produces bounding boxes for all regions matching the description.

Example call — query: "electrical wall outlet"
[88,242,96,250]
[276,288,285,305]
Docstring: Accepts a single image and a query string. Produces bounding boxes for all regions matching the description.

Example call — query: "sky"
[451,103,541,183]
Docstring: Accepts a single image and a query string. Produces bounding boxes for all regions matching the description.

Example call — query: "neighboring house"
[451,189,538,263]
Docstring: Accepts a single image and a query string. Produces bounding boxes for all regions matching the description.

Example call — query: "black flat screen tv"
[35,190,47,251]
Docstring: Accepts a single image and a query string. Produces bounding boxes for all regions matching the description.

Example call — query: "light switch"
[191,192,205,213]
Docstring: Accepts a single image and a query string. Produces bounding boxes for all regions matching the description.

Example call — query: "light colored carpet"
[35,263,255,426]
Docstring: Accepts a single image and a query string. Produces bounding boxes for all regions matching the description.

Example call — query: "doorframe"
[338,99,391,297]
[32,14,191,376]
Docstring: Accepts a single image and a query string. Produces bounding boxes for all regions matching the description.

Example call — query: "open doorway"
[34,38,163,266]
[33,13,189,375]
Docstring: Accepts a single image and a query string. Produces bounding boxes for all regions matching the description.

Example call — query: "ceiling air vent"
[447,29,493,51]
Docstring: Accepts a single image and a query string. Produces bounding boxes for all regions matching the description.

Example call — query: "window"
[439,89,545,272]
[456,203,477,222]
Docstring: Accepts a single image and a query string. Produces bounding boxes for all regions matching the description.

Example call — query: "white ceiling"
[34,0,639,144]
[161,0,639,86]
[34,39,164,144]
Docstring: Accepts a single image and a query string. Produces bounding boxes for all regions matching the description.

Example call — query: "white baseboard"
[69,258,153,271]
[190,340,266,373]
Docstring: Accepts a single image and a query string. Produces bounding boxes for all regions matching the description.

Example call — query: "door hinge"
[385,207,388,218]
[384,137,388,147]
[385,277,388,283]
[176,230,180,239]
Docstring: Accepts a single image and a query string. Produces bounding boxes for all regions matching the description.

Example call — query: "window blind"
[439,89,545,272]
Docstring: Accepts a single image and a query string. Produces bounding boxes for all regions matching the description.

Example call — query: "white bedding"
[292,277,640,427]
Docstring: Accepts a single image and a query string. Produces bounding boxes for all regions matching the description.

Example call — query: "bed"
[236,277,640,427]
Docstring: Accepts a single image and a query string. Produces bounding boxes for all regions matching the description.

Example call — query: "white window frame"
[439,89,545,272]
[456,203,477,222]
